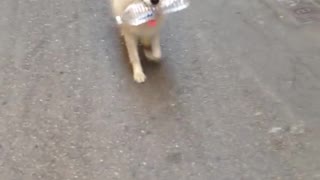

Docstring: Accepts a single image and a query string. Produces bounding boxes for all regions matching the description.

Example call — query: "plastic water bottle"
[161,0,190,14]
[115,2,157,26]
[115,0,190,26]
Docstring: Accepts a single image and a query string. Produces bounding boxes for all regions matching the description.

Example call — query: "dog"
[111,0,164,83]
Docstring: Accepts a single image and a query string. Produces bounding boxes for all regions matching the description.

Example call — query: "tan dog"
[111,0,163,83]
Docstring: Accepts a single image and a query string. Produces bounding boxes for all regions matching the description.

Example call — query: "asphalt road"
[1,0,320,179]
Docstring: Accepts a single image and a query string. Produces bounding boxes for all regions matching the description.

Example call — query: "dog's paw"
[133,71,146,83]
[144,49,161,62]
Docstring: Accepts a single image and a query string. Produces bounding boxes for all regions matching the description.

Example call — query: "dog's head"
[142,0,160,6]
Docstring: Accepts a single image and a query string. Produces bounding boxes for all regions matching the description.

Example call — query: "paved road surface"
[1,0,320,179]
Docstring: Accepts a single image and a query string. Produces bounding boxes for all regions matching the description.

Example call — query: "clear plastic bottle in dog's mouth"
[115,0,190,26]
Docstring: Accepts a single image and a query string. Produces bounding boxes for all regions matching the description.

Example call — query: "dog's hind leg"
[124,33,146,83]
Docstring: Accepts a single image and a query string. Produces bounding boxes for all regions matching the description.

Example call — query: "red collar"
[147,20,157,27]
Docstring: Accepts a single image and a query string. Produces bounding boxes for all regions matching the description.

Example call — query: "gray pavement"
[1,0,320,179]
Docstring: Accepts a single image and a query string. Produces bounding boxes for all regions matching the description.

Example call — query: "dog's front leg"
[124,33,146,83]
[151,34,161,60]
[144,35,161,62]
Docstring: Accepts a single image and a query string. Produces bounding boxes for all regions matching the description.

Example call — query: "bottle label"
[137,11,155,22]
